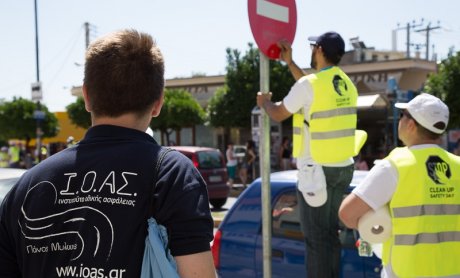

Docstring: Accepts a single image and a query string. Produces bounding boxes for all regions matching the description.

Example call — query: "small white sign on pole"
[31,81,42,102]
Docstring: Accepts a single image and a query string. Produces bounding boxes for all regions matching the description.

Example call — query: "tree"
[0,97,58,145]
[150,88,205,145]
[207,43,295,129]
[424,52,460,128]
[66,97,91,129]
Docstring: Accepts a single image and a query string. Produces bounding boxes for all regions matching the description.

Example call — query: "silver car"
[0,168,26,203]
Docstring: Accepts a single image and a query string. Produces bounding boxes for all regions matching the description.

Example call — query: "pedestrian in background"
[340,94,460,277]
[226,143,238,188]
[0,147,8,168]
[257,31,363,277]
[279,136,292,170]
[239,140,256,188]
[0,29,216,277]
[453,138,460,155]
[7,142,20,168]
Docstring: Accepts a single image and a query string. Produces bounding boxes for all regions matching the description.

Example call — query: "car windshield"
[197,151,222,169]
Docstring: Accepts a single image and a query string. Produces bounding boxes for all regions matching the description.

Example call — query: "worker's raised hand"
[278,39,293,65]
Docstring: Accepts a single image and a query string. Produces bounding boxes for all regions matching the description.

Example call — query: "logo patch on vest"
[332,75,348,96]
[425,156,451,185]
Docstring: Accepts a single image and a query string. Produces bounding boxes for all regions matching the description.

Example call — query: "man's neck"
[91,113,150,132]
[315,61,335,71]
[405,138,442,147]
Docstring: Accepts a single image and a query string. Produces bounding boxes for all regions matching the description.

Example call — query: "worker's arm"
[256,92,292,122]
[339,193,372,229]
[278,40,305,81]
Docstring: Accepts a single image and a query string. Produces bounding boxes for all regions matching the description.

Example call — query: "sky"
[0,0,459,112]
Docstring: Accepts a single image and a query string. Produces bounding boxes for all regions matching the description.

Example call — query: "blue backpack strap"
[141,147,179,278]
[149,147,174,216]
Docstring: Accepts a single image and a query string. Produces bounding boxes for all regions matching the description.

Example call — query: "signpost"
[248,1,297,277]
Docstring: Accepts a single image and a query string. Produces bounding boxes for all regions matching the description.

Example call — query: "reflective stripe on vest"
[307,67,359,163]
[382,147,460,277]
[310,107,357,119]
[393,204,460,218]
[395,231,460,245]
[311,128,355,140]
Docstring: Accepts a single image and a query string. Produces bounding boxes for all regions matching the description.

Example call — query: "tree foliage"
[150,88,205,144]
[0,97,58,142]
[207,43,295,128]
[66,97,91,129]
[425,52,460,128]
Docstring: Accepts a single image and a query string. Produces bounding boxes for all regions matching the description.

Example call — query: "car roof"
[255,169,369,189]
[0,168,27,180]
[169,146,220,153]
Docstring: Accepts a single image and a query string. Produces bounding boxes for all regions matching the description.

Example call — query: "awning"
[357,94,388,109]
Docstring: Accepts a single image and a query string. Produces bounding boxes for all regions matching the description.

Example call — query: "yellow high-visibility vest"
[292,67,365,163]
[292,110,304,158]
[382,147,460,277]
[9,146,20,163]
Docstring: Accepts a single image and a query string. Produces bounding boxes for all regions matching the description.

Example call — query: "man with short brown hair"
[0,29,216,278]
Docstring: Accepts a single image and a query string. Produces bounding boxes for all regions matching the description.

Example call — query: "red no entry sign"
[248,0,297,59]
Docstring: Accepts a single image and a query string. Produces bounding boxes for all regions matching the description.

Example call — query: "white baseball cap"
[298,164,327,207]
[395,93,449,134]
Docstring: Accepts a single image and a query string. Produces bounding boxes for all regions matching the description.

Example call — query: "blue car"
[211,170,382,277]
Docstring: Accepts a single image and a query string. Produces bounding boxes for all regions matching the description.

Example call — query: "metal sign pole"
[259,52,272,278]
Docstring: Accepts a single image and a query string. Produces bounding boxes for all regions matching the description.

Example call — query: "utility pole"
[84,22,90,49]
[34,0,40,82]
[415,21,441,60]
[393,19,424,58]
[33,0,45,163]
[83,22,97,49]
[405,19,424,58]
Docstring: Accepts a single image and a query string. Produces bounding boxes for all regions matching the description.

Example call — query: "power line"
[415,21,441,60]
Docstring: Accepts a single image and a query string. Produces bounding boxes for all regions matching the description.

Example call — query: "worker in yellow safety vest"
[340,93,460,277]
[8,143,21,168]
[0,146,9,168]
[257,31,366,278]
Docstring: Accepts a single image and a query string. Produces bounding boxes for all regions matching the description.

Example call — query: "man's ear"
[151,92,164,117]
[82,85,91,112]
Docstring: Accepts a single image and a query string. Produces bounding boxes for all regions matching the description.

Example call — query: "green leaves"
[425,52,460,129]
[150,88,205,144]
[66,97,91,129]
[0,98,58,141]
[208,43,295,128]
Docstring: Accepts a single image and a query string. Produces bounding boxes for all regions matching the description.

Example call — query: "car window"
[272,191,303,241]
[197,151,223,169]
[0,178,18,203]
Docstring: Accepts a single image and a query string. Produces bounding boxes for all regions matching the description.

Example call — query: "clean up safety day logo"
[426,155,455,198]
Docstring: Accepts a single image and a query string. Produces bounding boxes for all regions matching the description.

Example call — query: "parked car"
[211,170,382,277]
[0,168,27,203]
[169,146,229,209]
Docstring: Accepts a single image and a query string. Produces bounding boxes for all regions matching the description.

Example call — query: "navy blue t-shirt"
[0,125,214,277]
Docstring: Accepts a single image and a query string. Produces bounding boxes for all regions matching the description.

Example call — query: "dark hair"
[84,29,164,118]
[410,117,442,140]
[247,140,256,149]
[322,48,344,65]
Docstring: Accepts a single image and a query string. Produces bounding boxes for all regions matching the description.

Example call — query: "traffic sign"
[33,110,46,120]
[31,81,42,102]
[248,0,297,59]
